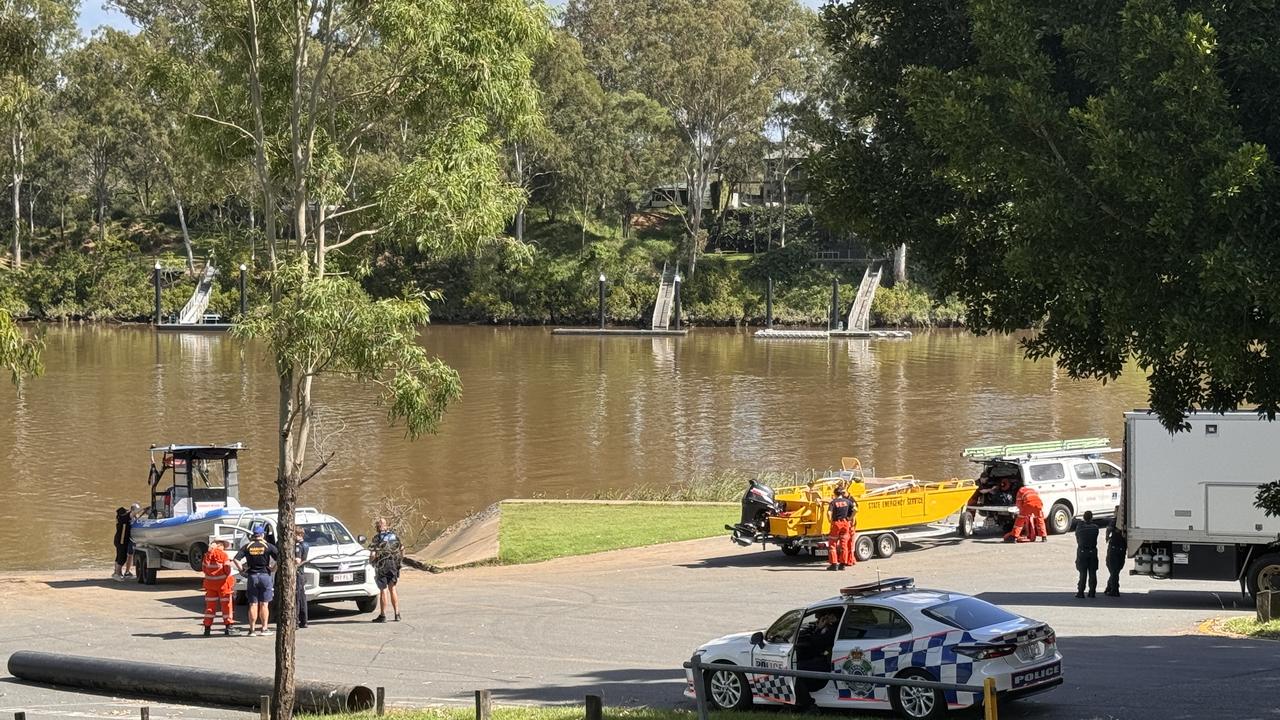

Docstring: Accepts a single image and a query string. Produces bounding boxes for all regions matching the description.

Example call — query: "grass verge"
[1220,617,1280,640]
[498,502,736,564]
[313,708,856,720]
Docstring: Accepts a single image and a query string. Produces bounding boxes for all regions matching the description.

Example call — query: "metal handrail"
[684,653,999,720]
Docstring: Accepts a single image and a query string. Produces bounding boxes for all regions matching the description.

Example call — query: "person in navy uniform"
[1074,511,1100,598]
[1104,507,1127,597]
[233,523,278,636]
[369,518,403,623]
[827,486,857,571]
[294,527,311,629]
[794,608,841,707]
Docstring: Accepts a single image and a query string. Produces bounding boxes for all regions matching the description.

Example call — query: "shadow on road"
[45,576,198,592]
[977,589,1255,611]
[489,667,686,706]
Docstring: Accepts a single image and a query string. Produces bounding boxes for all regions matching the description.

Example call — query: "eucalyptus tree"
[0,0,76,267]
[0,309,40,385]
[121,1,547,718]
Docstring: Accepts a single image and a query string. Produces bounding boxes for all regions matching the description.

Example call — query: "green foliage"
[234,264,461,440]
[871,282,966,328]
[1256,482,1280,518]
[19,239,152,320]
[815,0,1280,429]
[0,309,42,386]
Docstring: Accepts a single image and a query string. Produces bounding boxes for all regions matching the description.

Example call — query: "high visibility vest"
[202,548,234,592]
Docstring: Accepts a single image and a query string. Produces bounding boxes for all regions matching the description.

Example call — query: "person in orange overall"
[1005,485,1048,543]
[826,485,857,570]
[201,538,236,636]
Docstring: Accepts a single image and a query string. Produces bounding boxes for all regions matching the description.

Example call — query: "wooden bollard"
[260,694,271,720]
[16,712,27,720]
[585,694,602,720]
[376,687,386,716]
[475,690,492,720]
[983,676,998,720]
[1257,590,1275,622]
[141,708,151,720]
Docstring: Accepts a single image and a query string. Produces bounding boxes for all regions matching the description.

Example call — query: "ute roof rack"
[961,437,1113,461]
[840,577,915,598]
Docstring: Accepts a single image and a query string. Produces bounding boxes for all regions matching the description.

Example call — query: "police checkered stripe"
[749,674,794,703]
[855,630,977,705]
[991,625,1048,645]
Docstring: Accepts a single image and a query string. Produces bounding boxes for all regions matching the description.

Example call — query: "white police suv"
[684,578,1062,720]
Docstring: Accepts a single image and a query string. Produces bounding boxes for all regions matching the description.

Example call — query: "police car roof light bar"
[961,437,1110,460]
[839,577,915,597]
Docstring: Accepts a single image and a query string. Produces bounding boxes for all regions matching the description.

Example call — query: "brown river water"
[0,325,1149,571]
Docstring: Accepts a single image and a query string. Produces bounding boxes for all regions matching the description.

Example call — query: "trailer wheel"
[957,512,974,538]
[780,543,803,557]
[188,542,207,572]
[1047,503,1074,535]
[1247,553,1280,600]
[876,534,898,559]
[854,535,876,563]
[134,551,147,585]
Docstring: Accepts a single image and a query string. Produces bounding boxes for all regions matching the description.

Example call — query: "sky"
[76,0,827,36]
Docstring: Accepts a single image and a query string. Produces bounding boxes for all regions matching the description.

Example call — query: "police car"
[684,578,1062,720]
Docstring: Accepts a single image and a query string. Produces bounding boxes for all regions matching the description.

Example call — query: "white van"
[961,439,1123,536]
[222,508,380,613]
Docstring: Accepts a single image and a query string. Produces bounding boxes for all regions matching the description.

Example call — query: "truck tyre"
[188,542,207,572]
[705,661,753,711]
[1047,503,1073,535]
[1247,553,1280,600]
[855,535,876,563]
[890,668,945,720]
[356,596,379,613]
[780,542,803,557]
[876,534,898,559]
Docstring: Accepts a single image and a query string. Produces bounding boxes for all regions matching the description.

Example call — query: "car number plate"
[1011,661,1061,689]
[1015,640,1046,661]
[332,572,354,583]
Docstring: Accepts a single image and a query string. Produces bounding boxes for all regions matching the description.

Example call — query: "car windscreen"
[301,522,354,546]
[922,597,1019,631]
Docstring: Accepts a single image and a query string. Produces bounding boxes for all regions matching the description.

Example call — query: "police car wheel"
[705,664,752,711]
[854,536,876,563]
[890,669,945,720]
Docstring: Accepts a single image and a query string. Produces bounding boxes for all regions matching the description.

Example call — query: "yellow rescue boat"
[727,458,976,562]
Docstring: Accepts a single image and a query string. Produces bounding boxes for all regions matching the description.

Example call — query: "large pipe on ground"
[7,651,375,713]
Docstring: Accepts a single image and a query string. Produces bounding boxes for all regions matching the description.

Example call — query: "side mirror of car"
[750,631,765,647]
[358,534,367,544]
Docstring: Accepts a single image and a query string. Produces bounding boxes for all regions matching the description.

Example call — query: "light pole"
[673,273,682,331]
[153,261,163,325]
[598,273,607,329]
[239,264,248,318]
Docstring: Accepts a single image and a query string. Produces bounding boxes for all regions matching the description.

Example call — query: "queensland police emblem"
[839,651,875,698]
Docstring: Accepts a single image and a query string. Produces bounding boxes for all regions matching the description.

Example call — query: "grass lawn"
[313,707,856,720]
[497,502,736,564]
[1221,617,1280,640]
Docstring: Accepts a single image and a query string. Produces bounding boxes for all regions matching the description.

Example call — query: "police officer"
[233,523,278,636]
[1104,507,1127,597]
[369,518,402,623]
[1074,511,1100,598]
[794,608,840,708]
[827,486,856,571]
[294,527,311,629]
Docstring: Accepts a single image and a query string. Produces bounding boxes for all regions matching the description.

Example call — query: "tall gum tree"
[123,1,547,719]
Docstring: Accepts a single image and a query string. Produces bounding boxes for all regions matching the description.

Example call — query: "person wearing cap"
[827,485,857,571]
[112,506,132,581]
[200,538,236,636]
[369,518,403,623]
[233,523,278,636]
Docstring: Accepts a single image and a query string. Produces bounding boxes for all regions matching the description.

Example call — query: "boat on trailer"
[131,443,269,584]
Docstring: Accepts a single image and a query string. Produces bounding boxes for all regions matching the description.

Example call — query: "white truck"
[1124,411,1280,599]
[962,438,1124,536]
[223,508,381,614]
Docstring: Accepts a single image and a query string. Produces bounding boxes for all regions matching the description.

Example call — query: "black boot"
[203,626,211,637]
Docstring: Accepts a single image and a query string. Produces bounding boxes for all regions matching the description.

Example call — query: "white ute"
[961,438,1123,536]
[225,508,380,614]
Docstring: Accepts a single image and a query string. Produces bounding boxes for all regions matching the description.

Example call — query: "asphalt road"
[1,532,1277,720]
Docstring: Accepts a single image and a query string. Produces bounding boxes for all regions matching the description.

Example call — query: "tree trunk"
[27,181,36,237]
[316,203,327,276]
[10,125,23,268]
[248,0,278,268]
[59,200,66,248]
[272,365,308,720]
[894,243,907,284]
[512,144,525,243]
[175,195,195,274]
[779,125,789,249]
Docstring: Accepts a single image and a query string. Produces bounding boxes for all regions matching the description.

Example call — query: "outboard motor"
[727,480,780,546]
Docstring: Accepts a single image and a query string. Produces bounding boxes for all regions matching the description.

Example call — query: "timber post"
[475,689,491,720]
[597,273,606,329]
[153,261,162,324]
[766,277,773,329]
